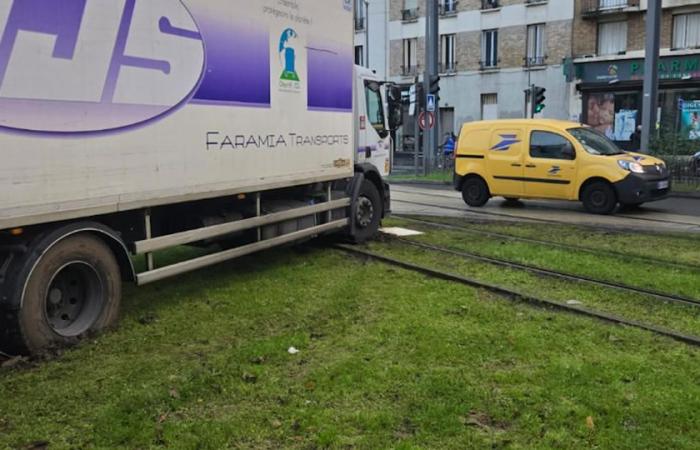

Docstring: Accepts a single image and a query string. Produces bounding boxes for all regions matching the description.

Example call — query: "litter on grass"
[288,347,300,355]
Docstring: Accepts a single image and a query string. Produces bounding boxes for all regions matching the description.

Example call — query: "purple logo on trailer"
[0,0,206,134]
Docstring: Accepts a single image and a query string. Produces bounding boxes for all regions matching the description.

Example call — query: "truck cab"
[354,65,402,177]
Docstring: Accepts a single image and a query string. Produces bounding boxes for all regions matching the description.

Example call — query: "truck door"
[523,130,578,199]
[357,80,391,176]
[486,128,525,197]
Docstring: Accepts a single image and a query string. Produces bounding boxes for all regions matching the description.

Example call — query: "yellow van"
[453,119,670,214]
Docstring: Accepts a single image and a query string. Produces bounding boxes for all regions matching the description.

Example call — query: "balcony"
[439,1,459,16]
[401,65,420,77]
[581,0,639,18]
[481,0,499,10]
[354,17,366,31]
[402,8,419,22]
[439,61,458,74]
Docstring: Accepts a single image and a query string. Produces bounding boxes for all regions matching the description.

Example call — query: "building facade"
[573,0,700,149]
[387,0,576,143]
[354,0,390,80]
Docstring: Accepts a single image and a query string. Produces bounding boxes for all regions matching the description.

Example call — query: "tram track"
[394,215,700,272]
[392,198,700,238]
[391,237,700,308]
[335,244,700,347]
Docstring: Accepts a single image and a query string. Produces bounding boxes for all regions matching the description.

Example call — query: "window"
[673,13,700,50]
[526,24,545,66]
[365,81,386,135]
[440,34,456,72]
[530,132,575,160]
[481,29,498,68]
[402,38,418,75]
[481,93,498,120]
[598,21,627,55]
[568,128,625,156]
[403,0,419,21]
[440,0,458,15]
[355,45,364,66]
[482,0,499,9]
[354,0,366,30]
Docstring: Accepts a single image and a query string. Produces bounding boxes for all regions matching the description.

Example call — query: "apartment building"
[573,0,700,148]
[354,0,390,79]
[387,0,576,139]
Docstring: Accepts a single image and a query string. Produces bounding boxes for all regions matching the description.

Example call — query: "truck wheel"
[16,234,121,354]
[351,180,382,244]
[582,181,617,215]
[462,177,490,207]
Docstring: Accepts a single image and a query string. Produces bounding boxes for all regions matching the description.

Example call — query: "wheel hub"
[45,262,105,337]
[356,196,375,228]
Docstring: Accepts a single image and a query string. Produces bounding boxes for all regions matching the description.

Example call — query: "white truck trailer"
[0,0,402,354]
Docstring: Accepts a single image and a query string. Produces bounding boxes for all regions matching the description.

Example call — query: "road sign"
[426,94,436,112]
[418,111,435,131]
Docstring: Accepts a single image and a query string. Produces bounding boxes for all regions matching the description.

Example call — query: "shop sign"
[576,55,700,83]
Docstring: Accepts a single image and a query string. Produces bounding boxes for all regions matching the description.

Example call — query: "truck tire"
[462,177,490,207]
[351,180,382,244]
[582,181,617,215]
[11,234,121,354]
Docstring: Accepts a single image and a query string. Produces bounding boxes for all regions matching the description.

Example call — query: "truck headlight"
[618,160,644,174]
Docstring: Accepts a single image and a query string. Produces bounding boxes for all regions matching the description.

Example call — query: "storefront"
[575,54,700,150]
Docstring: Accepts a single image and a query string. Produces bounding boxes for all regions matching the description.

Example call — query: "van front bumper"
[613,173,671,205]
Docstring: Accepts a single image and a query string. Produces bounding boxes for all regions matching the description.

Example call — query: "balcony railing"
[439,1,459,16]
[354,17,366,31]
[402,8,419,22]
[479,59,499,70]
[482,0,499,10]
[524,55,547,67]
[582,0,639,17]
[401,65,420,77]
[439,61,458,73]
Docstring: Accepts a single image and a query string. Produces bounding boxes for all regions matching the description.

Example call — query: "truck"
[0,0,402,355]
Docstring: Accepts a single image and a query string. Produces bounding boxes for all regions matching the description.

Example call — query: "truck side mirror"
[387,85,403,130]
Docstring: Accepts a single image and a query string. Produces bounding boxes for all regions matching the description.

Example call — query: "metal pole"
[641,0,662,154]
[423,0,439,173]
[364,0,370,68]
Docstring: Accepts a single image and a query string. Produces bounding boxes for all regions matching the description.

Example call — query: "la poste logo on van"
[0,0,205,135]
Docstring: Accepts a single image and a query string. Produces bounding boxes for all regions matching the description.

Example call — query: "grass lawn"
[2,237,700,448]
[387,171,451,184]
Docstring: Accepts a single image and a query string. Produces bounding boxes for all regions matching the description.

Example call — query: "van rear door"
[486,128,525,197]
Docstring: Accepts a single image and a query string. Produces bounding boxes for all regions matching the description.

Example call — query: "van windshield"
[568,127,625,156]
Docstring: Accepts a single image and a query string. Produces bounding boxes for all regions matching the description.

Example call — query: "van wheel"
[16,234,121,354]
[582,181,617,215]
[351,180,382,244]
[462,177,490,207]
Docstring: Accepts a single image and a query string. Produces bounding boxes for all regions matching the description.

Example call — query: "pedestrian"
[442,132,457,170]
[630,125,642,151]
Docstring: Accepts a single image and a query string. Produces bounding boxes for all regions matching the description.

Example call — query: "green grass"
[388,170,451,184]
[672,182,700,193]
[2,242,700,448]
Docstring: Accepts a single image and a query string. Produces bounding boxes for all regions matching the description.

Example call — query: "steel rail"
[335,244,700,347]
[395,215,700,272]
[393,237,700,309]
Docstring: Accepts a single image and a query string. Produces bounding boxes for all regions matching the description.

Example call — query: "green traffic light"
[535,104,545,113]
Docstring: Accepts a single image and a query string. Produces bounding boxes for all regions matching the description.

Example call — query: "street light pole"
[423,0,439,174]
[641,0,662,154]
[364,0,369,68]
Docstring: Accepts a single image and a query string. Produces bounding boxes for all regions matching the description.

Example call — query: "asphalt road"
[390,183,700,235]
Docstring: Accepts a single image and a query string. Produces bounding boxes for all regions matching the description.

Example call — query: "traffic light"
[533,86,546,115]
[428,74,441,101]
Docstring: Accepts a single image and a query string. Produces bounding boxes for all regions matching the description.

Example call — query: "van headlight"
[618,160,645,174]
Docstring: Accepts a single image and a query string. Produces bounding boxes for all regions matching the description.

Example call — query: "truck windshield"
[568,127,625,156]
[365,81,387,135]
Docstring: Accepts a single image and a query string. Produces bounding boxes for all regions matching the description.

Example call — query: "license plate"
[657,180,669,189]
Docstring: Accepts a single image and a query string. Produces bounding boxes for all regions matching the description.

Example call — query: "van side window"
[530,131,576,160]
